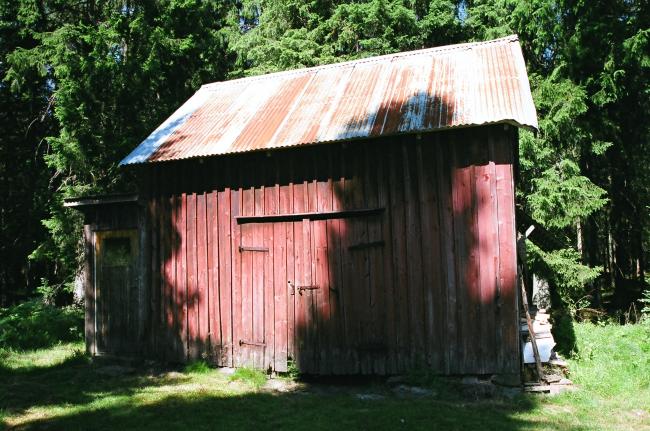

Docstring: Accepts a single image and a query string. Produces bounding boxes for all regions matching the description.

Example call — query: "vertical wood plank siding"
[136,125,519,375]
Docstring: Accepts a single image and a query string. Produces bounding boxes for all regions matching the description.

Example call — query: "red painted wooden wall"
[135,125,519,375]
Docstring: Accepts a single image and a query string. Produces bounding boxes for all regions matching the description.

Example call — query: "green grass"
[183,360,212,374]
[1,323,648,430]
[228,367,268,389]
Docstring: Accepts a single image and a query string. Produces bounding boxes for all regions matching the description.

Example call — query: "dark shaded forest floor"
[1,323,648,431]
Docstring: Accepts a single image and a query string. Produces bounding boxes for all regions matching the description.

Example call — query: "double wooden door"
[234,214,387,374]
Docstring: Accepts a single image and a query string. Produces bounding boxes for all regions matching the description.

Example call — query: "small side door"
[94,230,140,356]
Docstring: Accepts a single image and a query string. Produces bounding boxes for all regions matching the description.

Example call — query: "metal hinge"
[239,340,266,347]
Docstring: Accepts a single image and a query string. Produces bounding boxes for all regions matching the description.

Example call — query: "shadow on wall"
[133,92,521,377]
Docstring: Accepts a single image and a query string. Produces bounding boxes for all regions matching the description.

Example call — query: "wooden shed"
[67,35,538,379]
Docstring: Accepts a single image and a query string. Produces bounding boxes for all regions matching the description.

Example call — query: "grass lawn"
[1,322,648,431]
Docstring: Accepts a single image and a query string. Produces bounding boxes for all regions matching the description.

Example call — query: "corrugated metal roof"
[121,35,538,165]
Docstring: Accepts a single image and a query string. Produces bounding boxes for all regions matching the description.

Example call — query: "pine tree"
[3,0,233,301]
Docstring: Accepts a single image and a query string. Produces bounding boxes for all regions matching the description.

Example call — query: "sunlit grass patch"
[184,360,212,374]
[0,323,648,430]
[229,366,267,389]
[0,341,86,371]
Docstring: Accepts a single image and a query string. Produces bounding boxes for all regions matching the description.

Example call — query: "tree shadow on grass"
[0,350,585,431]
[0,349,189,427]
[13,387,552,431]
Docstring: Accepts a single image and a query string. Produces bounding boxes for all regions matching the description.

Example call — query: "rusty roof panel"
[121,35,538,165]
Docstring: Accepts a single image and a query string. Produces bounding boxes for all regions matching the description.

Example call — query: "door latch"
[288,281,319,295]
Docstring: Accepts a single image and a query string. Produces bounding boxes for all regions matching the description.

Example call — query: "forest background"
[0,0,648,318]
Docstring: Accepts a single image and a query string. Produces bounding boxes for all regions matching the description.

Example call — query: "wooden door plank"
[292,174,306,371]
[363,146,385,374]
[493,129,519,374]
[415,142,435,370]
[178,194,189,361]
[284,159,296,363]
[207,190,221,364]
[402,142,426,369]
[450,140,469,374]
[475,136,497,374]
[337,152,355,373]
[315,151,331,374]
[240,185,255,367]
[261,177,276,371]
[467,135,484,374]
[197,191,209,360]
[231,185,243,367]
[337,149,355,373]
[437,141,457,374]
[265,175,283,371]
[303,216,314,373]
[272,218,288,372]
[163,196,176,361]
[376,145,397,374]
[306,173,318,374]
[417,139,446,372]
[327,147,346,374]
[149,198,159,357]
[388,143,409,373]
[253,184,266,370]
[218,186,233,366]
[451,135,482,373]
[186,192,199,360]
[348,149,367,374]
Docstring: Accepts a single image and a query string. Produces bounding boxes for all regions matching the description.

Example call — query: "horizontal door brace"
[348,240,385,251]
[238,246,269,253]
[236,207,385,224]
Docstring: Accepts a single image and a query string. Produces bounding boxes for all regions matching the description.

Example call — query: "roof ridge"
[201,35,519,90]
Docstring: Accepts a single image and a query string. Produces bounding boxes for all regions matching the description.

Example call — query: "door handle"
[288,281,319,295]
